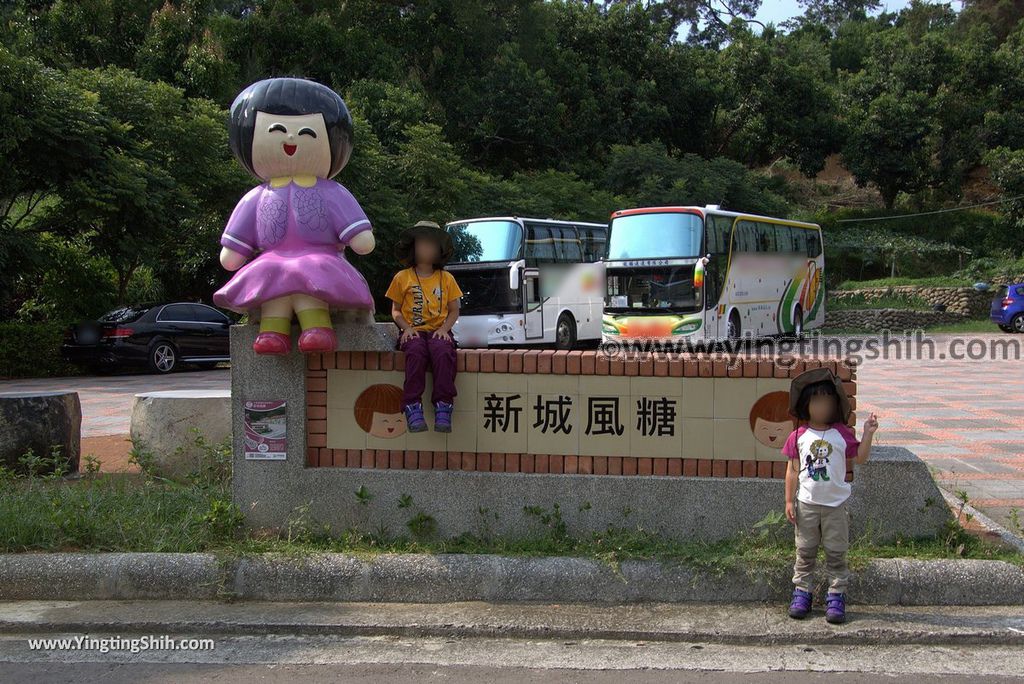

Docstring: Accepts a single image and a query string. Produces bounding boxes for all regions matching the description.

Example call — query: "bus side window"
[578,227,600,261]
[559,226,584,262]
[526,225,556,265]
[807,231,822,258]
[757,222,776,252]
[777,225,794,253]
[708,215,732,254]
[793,228,808,255]
[741,221,758,252]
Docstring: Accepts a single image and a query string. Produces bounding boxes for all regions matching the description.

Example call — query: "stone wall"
[830,286,991,318]
[825,308,969,331]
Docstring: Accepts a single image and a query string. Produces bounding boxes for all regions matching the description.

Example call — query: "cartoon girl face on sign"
[748,391,795,448]
[354,384,407,439]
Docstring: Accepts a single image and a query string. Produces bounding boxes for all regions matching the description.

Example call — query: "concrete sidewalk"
[2,600,1024,646]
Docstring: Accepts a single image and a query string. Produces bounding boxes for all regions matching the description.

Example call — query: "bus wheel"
[555,313,577,350]
[727,311,741,341]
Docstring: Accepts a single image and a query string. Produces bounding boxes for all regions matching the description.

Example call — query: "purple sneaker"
[433,401,453,432]
[403,403,427,433]
[825,592,846,624]
[789,588,813,619]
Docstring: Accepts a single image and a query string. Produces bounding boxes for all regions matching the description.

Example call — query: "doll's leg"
[293,294,335,353]
[253,297,293,355]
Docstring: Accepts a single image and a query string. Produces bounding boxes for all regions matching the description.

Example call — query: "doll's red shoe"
[253,331,291,355]
[298,327,337,353]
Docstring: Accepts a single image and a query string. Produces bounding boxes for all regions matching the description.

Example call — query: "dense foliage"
[1,0,1023,325]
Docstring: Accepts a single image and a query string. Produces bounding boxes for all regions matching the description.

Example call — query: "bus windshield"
[448,220,523,263]
[607,212,704,260]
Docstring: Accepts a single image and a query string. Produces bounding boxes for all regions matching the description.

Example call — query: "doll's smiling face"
[368,411,407,439]
[753,417,793,448]
[251,111,332,181]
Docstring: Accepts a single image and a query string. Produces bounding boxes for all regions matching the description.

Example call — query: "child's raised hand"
[863,412,879,437]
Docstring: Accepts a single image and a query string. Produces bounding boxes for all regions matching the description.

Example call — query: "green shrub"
[0,322,78,378]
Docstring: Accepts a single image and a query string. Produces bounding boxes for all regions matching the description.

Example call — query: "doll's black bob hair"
[228,77,353,179]
[792,381,842,423]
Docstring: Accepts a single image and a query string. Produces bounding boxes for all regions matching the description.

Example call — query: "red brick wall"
[306,350,857,481]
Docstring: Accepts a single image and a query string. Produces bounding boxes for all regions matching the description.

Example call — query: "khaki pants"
[792,499,850,594]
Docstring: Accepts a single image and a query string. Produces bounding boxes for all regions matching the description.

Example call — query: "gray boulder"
[0,391,81,474]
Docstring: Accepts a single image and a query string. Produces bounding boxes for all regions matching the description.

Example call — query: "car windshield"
[448,220,522,262]
[608,212,704,260]
[99,306,149,323]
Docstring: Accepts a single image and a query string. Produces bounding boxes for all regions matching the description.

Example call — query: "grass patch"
[1,445,1020,573]
[828,293,932,311]
[834,276,969,290]
[820,319,1000,335]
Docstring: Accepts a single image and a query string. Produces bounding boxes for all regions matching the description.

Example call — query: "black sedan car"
[62,302,233,374]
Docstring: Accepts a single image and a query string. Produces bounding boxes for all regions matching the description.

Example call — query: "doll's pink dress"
[213,178,373,313]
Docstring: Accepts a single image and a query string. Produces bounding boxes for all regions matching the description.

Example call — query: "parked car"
[991,283,1024,333]
[62,302,233,374]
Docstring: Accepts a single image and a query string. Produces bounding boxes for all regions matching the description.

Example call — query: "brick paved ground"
[855,333,1024,531]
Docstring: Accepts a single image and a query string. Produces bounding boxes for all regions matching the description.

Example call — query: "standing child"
[782,367,879,624]
[385,221,463,433]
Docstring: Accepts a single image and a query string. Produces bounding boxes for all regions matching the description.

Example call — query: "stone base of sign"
[130,390,231,480]
[230,326,950,543]
[0,391,81,474]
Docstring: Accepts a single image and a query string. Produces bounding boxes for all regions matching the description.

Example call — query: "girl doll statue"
[214,78,375,355]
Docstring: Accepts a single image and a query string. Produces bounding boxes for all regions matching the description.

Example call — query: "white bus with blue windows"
[602,206,824,345]
[446,217,608,349]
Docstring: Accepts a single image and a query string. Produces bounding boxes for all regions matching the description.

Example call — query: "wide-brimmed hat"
[395,220,454,267]
[789,367,852,424]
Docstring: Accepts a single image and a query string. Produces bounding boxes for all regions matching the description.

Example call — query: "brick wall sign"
[306,350,856,481]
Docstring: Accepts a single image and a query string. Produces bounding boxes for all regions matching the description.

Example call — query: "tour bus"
[602,206,824,344]
[446,217,608,349]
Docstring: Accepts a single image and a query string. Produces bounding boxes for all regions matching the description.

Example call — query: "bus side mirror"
[509,260,524,290]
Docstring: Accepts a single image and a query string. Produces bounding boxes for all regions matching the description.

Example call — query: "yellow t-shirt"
[385,267,463,332]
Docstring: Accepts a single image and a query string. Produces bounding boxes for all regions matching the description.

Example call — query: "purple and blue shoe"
[433,401,453,432]
[403,403,427,433]
[789,588,813,619]
[825,592,846,624]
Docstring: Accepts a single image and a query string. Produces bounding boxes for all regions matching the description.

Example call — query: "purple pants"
[400,331,457,407]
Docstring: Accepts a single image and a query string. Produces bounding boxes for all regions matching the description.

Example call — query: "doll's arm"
[348,230,375,255]
[220,247,249,271]
[330,183,374,254]
[219,187,261,269]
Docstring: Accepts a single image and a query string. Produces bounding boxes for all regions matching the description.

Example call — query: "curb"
[940,488,1024,554]
[1,553,1022,605]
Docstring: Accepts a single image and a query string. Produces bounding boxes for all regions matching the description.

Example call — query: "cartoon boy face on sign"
[354,384,407,439]
[749,391,794,448]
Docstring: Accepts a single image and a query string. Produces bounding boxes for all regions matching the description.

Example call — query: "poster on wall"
[244,400,287,460]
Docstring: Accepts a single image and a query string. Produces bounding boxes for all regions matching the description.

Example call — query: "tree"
[794,0,881,31]
[716,28,841,176]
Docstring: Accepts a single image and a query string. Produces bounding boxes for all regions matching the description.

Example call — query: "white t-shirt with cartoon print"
[781,423,860,507]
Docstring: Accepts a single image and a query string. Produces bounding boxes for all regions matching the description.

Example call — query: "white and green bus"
[602,206,824,344]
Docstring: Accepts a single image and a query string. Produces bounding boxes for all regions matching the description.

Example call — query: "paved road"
[4,600,1023,682]
[2,635,1022,682]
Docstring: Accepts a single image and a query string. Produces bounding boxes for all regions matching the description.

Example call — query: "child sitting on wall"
[782,367,878,624]
[385,221,463,433]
